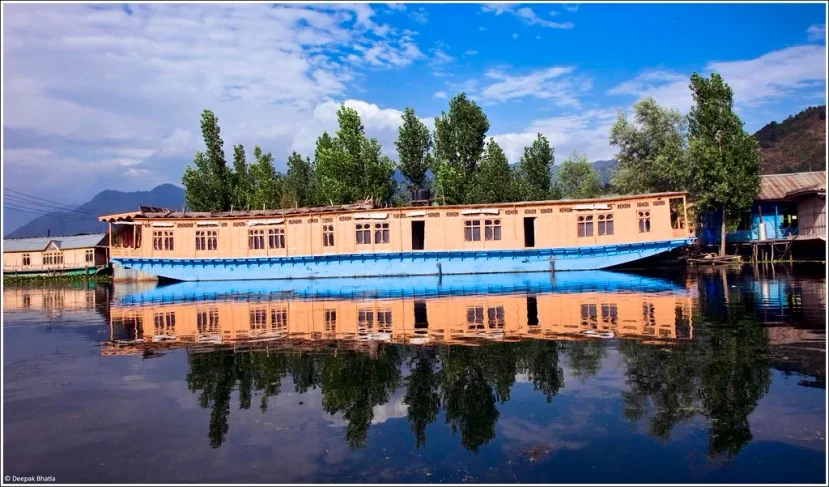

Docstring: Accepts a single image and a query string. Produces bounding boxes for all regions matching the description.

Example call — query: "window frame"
[355,223,371,245]
[598,213,614,236]
[638,211,651,233]
[374,222,390,245]
[323,225,335,247]
[484,219,502,241]
[268,227,286,249]
[464,220,482,242]
[578,215,594,238]
[248,229,265,250]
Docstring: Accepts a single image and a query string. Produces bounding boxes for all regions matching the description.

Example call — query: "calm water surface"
[3,265,825,483]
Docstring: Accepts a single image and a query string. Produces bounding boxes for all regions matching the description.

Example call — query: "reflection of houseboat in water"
[100,192,692,282]
[105,273,694,355]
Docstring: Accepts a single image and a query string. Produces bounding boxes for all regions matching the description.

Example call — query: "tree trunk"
[720,207,727,257]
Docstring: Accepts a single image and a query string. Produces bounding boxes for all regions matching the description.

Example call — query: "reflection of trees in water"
[620,278,772,459]
[186,341,566,451]
[186,320,770,458]
[563,340,607,382]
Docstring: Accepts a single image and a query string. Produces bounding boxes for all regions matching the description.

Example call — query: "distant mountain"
[5,184,184,238]
[754,105,826,174]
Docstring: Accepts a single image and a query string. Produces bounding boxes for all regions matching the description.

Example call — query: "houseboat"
[106,278,694,353]
[2,233,109,277]
[99,192,693,282]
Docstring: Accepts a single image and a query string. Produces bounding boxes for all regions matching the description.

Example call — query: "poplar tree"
[466,139,516,203]
[433,93,490,203]
[515,133,555,200]
[248,146,280,210]
[687,73,761,256]
[556,152,602,199]
[230,144,251,210]
[183,109,232,211]
[282,151,316,208]
[395,107,433,191]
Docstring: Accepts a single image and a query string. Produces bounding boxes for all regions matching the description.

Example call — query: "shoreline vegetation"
[3,273,113,285]
[181,74,761,259]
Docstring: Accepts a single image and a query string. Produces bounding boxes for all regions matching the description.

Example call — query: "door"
[411,221,425,250]
[524,217,536,247]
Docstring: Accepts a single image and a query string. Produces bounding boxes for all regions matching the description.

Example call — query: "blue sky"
[2,2,826,212]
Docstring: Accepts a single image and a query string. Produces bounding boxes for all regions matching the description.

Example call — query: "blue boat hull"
[118,270,689,305]
[113,239,691,282]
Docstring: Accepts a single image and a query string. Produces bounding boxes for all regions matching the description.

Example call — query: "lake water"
[3,265,825,484]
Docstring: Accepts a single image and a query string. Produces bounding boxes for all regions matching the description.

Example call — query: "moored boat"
[100,192,694,282]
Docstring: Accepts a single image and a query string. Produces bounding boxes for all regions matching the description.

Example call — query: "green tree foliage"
[609,98,692,194]
[395,107,433,191]
[465,138,516,203]
[230,144,251,210]
[433,93,490,203]
[556,152,603,199]
[248,146,281,210]
[282,151,316,208]
[687,73,761,256]
[515,133,556,200]
[182,110,232,211]
[403,350,442,448]
[315,106,397,205]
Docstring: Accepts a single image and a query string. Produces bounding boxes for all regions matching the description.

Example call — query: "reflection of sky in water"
[2,266,825,484]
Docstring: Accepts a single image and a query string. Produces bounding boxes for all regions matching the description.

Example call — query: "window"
[22,254,31,266]
[598,214,614,236]
[356,224,371,245]
[464,220,481,241]
[248,229,265,250]
[377,307,392,333]
[271,307,287,333]
[467,306,485,330]
[250,308,267,332]
[487,306,505,329]
[601,304,618,325]
[85,249,94,263]
[638,211,651,233]
[358,308,374,333]
[153,231,174,251]
[43,252,63,265]
[669,197,686,230]
[580,303,598,327]
[374,223,390,244]
[485,219,502,241]
[268,228,285,249]
[325,309,337,334]
[154,311,176,336]
[197,307,220,333]
[578,215,594,237]
[196,230,218,251]
[323,225,335,247]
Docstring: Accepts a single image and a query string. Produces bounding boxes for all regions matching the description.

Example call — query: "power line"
[3,194,101,216]
[4,203,99,221]
[4,188,90,210]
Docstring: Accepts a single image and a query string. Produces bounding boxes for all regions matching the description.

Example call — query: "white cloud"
[608,45,827,112]
[807,23,825,42]
[385,3,406,12]
[464,49,479,56]
[478,66,588,107]
[433,91,448,99]
[433,48,455,64]
[562,4,580,13]
[410,7,428,24]
[481,4,574,29]
[2,3,424,199]
[492,108,620,163]
[512,33,519,39]
[289,99,433,161]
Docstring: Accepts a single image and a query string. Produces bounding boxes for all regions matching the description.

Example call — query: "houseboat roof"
[758,171,826,201]
[99,192,688,222]
[2,233,108,253]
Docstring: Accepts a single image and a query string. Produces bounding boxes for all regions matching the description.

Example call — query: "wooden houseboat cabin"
[2,233,109,276]
[107,287,694,353]
[100,192,693,282]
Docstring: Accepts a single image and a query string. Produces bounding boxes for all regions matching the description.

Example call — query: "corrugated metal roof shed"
[758,171,826,201]
[3,233,107,253]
